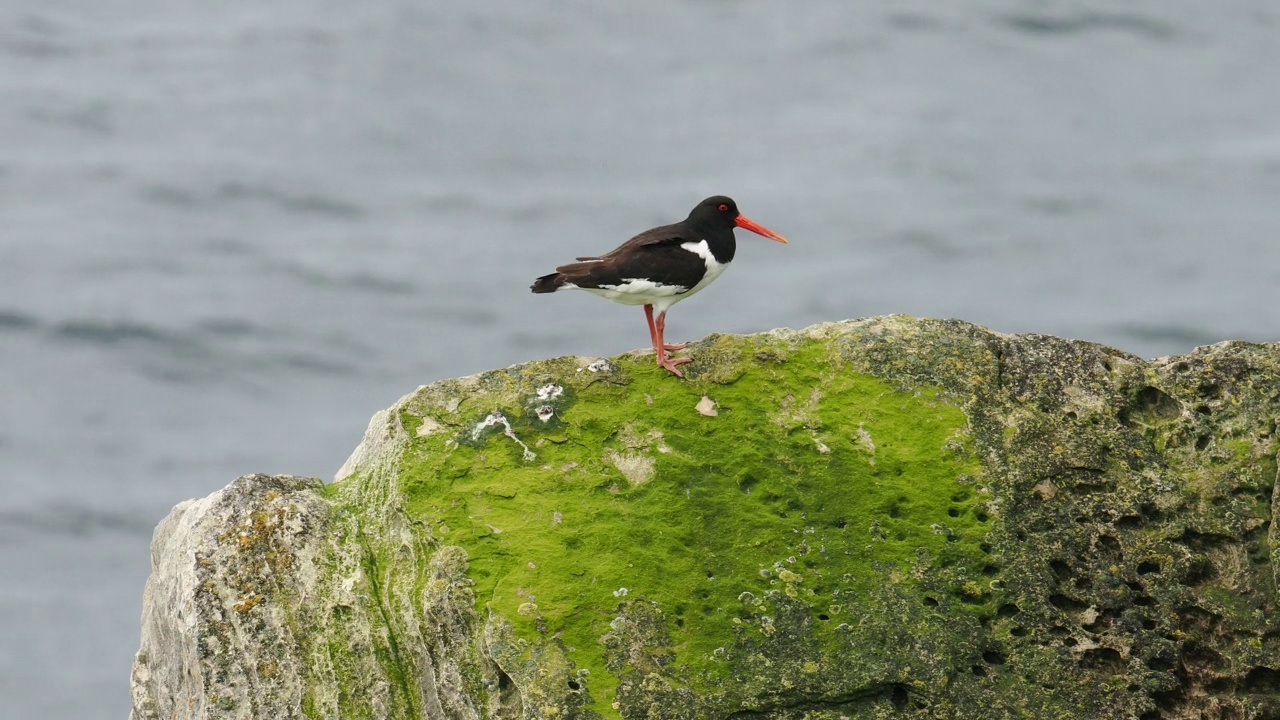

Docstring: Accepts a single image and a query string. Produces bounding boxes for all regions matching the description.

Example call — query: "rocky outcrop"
[131,316,1280,719]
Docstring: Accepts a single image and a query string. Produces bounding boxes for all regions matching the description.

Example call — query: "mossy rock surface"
[131,316,1280,719]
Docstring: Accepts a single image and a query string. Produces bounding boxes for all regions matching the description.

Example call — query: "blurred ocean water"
[1,1,1277,716]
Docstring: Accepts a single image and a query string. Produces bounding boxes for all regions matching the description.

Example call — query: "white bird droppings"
[536,383,564,400]
[471,411,535,461]
[696,396,718,416]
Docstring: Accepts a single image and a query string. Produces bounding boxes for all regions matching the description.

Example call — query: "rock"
[130,316,1280,719]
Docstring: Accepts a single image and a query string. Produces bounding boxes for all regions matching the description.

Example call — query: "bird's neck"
[691,224,737,264]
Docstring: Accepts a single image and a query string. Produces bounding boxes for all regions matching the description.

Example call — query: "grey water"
[1,1,1278,716]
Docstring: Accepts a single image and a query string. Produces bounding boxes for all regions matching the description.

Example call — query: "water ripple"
[24,101,114,136]
[45,315,372,386]
[52,319,198,350]
[2,15,76,59]
[194,318,260,338]
[998,12,1176,40]
[0,309,40,332]
[0,502,156,540]
[894,229,964,260]
[137,180,367,219]
[886,13,945,32]
[214,181,367,219]
[1110,323,1219,348]
[275,352,359,376]
[1020,195,1097,217]
[136,184,200,209]
[264,260,419,295]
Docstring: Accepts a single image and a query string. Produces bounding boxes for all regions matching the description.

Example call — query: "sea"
[1,1,1278,717]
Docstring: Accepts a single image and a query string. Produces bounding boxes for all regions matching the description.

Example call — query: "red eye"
[718,204,729,212]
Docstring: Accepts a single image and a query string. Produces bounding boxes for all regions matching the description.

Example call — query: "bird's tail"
[530,272,564,294]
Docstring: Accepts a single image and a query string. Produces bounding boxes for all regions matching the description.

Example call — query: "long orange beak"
[735,214,788,243]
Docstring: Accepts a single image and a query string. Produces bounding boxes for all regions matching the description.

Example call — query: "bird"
[531,196,787,377]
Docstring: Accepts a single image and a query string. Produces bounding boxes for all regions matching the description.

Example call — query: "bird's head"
[689,196,788,243]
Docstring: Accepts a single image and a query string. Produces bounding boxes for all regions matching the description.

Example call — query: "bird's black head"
[686,195,788,243]
[687,196,740,226]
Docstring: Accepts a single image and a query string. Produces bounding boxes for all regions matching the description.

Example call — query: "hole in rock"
[889,685,909,710]
[1134,386,1180,420]
[1206,677,1235,693]
[1050,594,1088,611]
[1244,666,1280,693]
[1080,647,1125,674]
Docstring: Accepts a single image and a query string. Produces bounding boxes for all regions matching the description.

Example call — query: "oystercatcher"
[531,196,787,377]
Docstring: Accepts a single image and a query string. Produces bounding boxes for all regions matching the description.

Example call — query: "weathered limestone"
[131,316,1280,719]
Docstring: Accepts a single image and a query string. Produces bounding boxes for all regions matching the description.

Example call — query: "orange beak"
[734,215,788,243]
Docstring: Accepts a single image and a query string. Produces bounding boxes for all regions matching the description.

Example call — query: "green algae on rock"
[131,316,1280,719]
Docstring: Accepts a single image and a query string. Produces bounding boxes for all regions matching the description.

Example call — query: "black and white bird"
[531,196,787,377]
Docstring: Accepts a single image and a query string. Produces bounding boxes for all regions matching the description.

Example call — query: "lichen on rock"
[132,316,1280,719]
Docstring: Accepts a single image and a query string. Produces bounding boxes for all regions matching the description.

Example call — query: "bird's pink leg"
[654,311,692,377]
[644,305,687,353]
[643,304,660,353]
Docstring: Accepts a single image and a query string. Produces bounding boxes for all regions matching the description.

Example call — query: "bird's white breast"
[575,279,687,305]
[679,240,729,295]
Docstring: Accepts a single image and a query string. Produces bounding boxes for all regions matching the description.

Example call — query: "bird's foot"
[662,342,688,352]
[657,354,693,378]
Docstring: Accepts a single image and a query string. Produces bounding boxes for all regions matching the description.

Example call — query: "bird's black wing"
[551,235,707,292]
[573,221,689,261]
[599,222,690,256]
[534,221,705,293]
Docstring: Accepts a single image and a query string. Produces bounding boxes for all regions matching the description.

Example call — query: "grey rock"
[130,317,1280,719]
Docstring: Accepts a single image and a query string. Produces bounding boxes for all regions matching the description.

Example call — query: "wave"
[999,12,1176,40]
[263,260,419,296]
[138,179,368,219]
[0,502,157,540]
[1109,322,1219,348]
[52,319,198,350]
[0,309,40,332]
